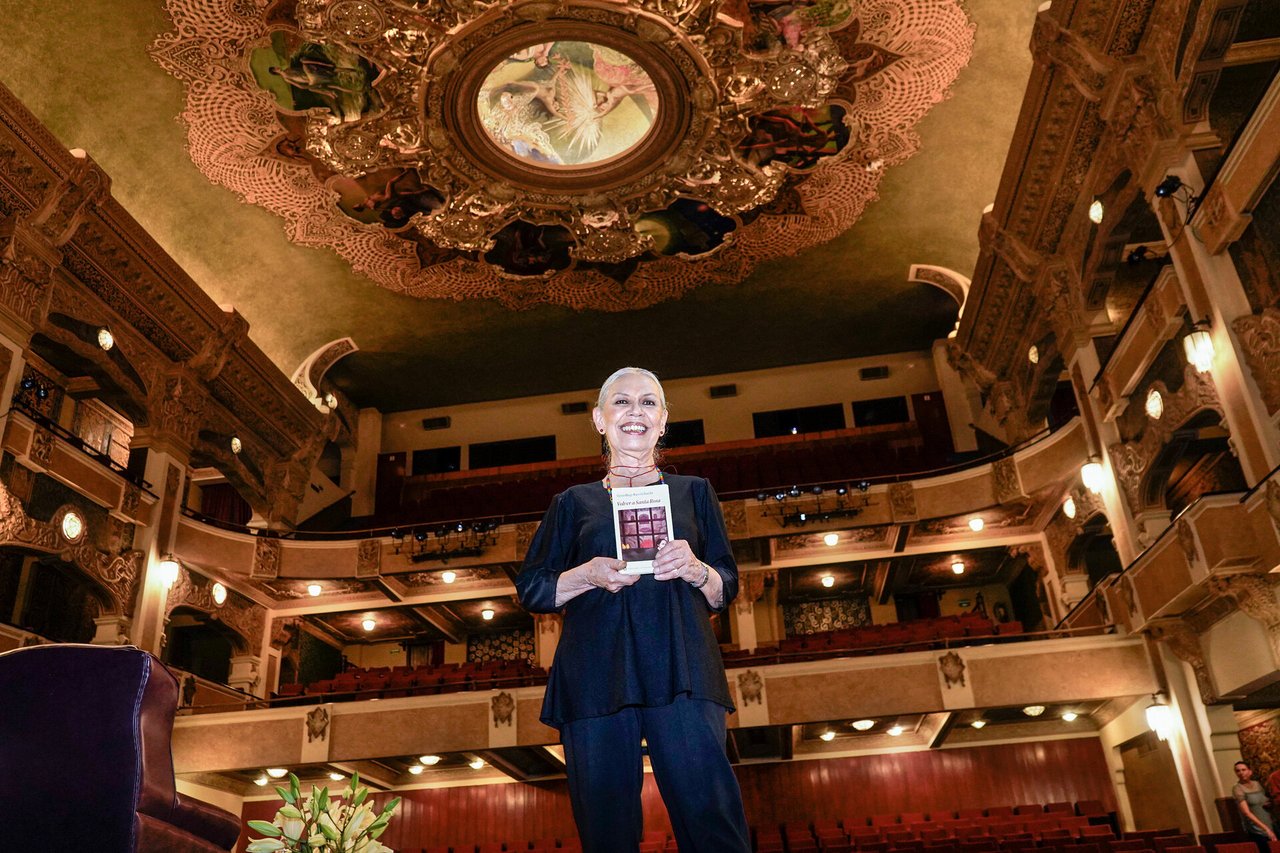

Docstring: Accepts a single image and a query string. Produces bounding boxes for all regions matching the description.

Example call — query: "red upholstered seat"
[1213,845,1260,853]
[1154,837,1195,852]
[1075,800,1107,816]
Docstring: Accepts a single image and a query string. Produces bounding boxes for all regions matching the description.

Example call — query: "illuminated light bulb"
[254,775,269,787]
[971,719,987,729]
[329,772,344,782]
[1081,461,1105,495]
[852,719,875,731]
[1146,696,1175,741]
[820,730,836,742]
[1063,497,1077,519]
[1089,199,1104,224]
[1061,711,1078,722]
[362,618,376,632]
[951,561,965,575]
[823,533,839,547]
[158,555,180,587]
[61,511,85,543]
[230,436,242,455]
[1145,388,1164,420]
[469,758,485,770]
[408,764,424,775]
[887,725,904,737]
[441,570,457,584]
[1022,705,1046,717]
[308,583,322,597]
[1183,327,1214,373]
[420,755,441,766]
[211,582,227,606]
[97,327,114,351]
[821,575,835,588]
[266,768,288,779]
[1027,345,1039,365]
[968,517,984,533]
[481,608,495,621]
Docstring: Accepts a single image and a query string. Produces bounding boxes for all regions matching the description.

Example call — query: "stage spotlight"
[811,485,824,495]
[390,529,404,540]
[774,492,786,502]
[1126,246,1150,265]
[756,492,769,502]
[835,486,848,496]
[857,481,870,492]
[1154,175,1183,198]
[788,486,802,498]
[414,528,428,542]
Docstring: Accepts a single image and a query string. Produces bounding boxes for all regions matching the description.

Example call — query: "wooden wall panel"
[236,738,1115,851]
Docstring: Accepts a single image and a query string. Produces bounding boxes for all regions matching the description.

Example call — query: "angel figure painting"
[477,41,659,167]
[251,31,384,123]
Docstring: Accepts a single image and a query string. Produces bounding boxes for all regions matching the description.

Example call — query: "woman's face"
[1236,763,1253,782]
[593,373,668,463]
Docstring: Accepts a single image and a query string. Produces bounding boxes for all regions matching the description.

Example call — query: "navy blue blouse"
[516,474,738,727]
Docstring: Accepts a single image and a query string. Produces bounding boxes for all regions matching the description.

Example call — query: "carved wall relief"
[1232,308,1280,415]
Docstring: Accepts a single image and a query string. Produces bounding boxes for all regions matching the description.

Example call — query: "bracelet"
[690,561,711,589]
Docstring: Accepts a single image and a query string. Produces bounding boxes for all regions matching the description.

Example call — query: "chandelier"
[152,0,973,309]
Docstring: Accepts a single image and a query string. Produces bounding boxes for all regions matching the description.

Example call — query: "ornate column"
[733,572,767,652]
[227,655,262,695]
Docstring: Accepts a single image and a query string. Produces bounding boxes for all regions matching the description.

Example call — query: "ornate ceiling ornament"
[151,0,973,310]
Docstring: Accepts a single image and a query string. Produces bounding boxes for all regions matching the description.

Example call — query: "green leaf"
[318,812,340,841]
[247,820,283,837]
[275,785,296,805]
[317,786,330,811]
[290,773,302,800]
[352,787,368,806]
[382,797,401,816]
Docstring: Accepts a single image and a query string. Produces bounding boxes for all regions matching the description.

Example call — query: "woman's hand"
[652,539,704,584]
[582,556,640,593]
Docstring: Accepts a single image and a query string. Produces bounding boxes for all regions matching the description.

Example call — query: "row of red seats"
[273,660,547,704]
[723,616,1023,668]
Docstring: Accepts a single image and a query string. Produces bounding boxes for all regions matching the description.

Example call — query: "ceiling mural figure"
[150,0,974,310]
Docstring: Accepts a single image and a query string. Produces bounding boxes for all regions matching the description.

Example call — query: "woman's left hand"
[652,539,706,585]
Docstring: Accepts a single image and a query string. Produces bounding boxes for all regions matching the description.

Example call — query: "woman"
[1233,760,1276,848]
[516,367,751,853]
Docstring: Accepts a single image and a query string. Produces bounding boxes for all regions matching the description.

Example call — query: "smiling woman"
[515,367,750,853]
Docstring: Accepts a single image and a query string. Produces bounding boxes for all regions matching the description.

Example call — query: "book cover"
[610,483,674,574]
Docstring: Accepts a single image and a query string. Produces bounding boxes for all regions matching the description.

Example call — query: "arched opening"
[15,555,110,643]
[1144,410,1247,515]
[163,606,244,684]
[1068,514,1123,591]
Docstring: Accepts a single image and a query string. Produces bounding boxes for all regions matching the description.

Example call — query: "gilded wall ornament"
[150,0,974,310]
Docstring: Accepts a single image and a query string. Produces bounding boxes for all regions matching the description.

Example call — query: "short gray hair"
[595,367,667,412]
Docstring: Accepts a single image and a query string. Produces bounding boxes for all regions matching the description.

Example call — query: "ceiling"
[0,0,1041,411]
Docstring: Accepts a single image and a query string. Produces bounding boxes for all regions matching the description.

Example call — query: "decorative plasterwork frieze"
[165,567,266,652]
[1149,617,1219,704]
[1207,573,1280,664]
[1106,363,1222,513]
[1232,308,1280,416]
[251,537,282,580]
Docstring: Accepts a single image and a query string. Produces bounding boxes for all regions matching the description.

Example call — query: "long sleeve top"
[516,474,738,727]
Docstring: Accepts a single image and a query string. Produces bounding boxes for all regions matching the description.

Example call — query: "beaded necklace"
[603,467,664,500]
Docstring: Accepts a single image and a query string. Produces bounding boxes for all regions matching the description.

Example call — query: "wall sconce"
[307,583,323,597]
[1088,199,1104,224]
[211,582,227,606]
[1081,460,1105,495]
[1146,695,1175,741]
[1062,496,1077,519]
[158,554,181,587]
[951,561,965,575]
[96,327,115,351]
[1183,323,1214,373]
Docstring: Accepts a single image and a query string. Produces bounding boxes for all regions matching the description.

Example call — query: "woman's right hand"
[581,556,640,593]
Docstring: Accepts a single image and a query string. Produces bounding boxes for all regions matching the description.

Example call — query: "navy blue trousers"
[560,695,751,853]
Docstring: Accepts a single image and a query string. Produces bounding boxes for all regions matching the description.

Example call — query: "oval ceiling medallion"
[150,0,974,310]
[477,42,658,168]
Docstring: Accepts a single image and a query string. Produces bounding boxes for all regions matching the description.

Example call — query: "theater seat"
[0,644,240,853]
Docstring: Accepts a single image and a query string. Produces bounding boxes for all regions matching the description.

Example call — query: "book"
[610,483,674,574]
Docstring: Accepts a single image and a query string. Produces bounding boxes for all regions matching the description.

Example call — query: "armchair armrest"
[171,794,242,851]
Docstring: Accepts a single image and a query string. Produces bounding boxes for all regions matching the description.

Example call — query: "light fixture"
[481,608,495,621]
[887,724,904,737]
[60,510,85,543]
[96,327,115,351]
[970,719,987,729]
[1061,711,1078,722]
[1146,695,1175,741]
[211,582,227,606]
[1183,324,1214,373]
[1063,496,1077,519]
[323,392,338,409]
[157,554,181,587]
[1145,388,1164,420]
[420,755,441,765]
[820,730,836,742]
[254,775,269,787]
[852,719,875,731]
[329,772,344,782]
[408,764,424,775]
[469,758,485,770]
[441,570,457,584]
[821,575,835,588]
[822,532,840,547]
[1027,345,1040,365]
[951,561,965,575]
[230,436,242,455]
[1088,199,1105,224]
[266,768,288,779]
[307,583,322,597]
[968,517,984,533]
[1154,175,1184,198]
[1022,705,1046,717]
[1081,460,1105,495]
[361,618,376,632]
